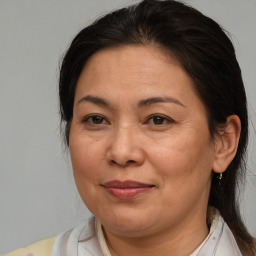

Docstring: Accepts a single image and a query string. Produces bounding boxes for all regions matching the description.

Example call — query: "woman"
[6,0,256,255]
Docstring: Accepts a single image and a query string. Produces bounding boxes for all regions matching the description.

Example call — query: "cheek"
[69,132,106,185]
[69,136,107,213]
[148,129,214,181]
[149,134,214,209]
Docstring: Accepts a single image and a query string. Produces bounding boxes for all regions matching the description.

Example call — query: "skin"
[69,45,241,256]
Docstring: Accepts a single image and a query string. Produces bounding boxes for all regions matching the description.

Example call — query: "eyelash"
[81,114,174,127]
[146,114,173,126]
[82,114,109,126]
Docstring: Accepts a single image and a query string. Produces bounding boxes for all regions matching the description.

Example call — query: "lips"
[102,180,155,199]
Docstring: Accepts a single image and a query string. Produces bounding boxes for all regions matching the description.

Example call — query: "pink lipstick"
[102,180,154,199]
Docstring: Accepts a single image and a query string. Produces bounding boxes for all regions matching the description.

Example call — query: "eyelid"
[146,114,174,125]
[81,113,174,126]
[82,114,109,125]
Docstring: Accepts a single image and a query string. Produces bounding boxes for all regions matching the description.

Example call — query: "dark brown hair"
[59,0,255,254]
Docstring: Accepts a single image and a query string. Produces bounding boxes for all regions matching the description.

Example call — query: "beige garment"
[4,237,56,256]
[5,208,244,256]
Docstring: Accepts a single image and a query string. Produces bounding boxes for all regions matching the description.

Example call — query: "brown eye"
[152,116,166,125]
[147,115,172,126]
[83,115,108,125]
[90,115,104,124]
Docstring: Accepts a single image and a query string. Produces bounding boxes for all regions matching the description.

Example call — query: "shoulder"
[4,237,56,256]
[53,216,103,256]
[198,211,243,256]
[4,217,97,256]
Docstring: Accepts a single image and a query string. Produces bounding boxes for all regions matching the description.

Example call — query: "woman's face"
[69,46,218,238]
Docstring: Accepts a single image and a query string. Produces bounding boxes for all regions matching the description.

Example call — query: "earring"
[217,173,223,180]
[217,172,223,186]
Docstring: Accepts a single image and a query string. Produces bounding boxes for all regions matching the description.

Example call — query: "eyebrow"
[138,97,185,107]
[77,95,185,108]
[77,95,110,108]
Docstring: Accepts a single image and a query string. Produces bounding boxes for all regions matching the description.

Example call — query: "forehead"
[74,45,206,115]
[75,45,194,96]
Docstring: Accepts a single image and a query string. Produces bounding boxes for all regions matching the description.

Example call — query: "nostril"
[127,160,136,164]
[110,160,116,165]
[124,160,137,167]
[109,159,136,166]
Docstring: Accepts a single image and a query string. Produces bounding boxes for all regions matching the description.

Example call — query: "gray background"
[0,0,255,254]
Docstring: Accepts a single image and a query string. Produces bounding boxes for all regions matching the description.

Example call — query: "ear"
[212,115,241,174]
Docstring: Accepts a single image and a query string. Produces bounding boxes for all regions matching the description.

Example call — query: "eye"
[83,114,108,126]
[147,115,173,126]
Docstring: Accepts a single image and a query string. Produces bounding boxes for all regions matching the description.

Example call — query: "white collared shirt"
[52,210,242,256]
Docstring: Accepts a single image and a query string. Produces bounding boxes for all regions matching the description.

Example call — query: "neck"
[103,207,209,256]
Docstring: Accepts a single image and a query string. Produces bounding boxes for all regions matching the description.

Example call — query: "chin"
[96,207,159,237]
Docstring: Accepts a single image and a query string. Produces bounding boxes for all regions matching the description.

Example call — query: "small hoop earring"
[217,172,223,186]
[217,172,223,180]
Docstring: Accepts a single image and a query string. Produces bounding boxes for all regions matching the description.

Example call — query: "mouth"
[102,180,155,199]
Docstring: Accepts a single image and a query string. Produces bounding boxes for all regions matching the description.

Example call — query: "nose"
[106,126,145,167]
